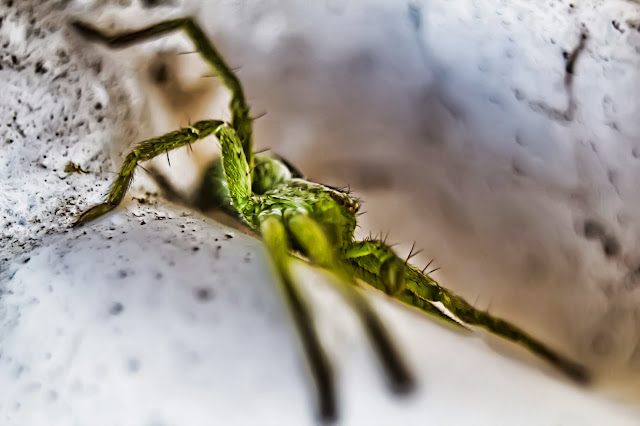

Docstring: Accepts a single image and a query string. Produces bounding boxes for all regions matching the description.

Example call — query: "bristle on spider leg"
[382,231,390,244]
[421,258,435,274]
[405,242,424,264]
[137,164,152,176]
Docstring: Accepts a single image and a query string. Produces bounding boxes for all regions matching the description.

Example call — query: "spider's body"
[235,158,360,241]
[71,17,589,423]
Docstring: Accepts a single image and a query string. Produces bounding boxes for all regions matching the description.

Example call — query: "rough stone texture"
[0,0,149,279]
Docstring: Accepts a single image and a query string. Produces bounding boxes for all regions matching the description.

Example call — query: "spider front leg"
[71,17,254,168]
[216,122,339,419]
[74,120,223,225]
[259,215,337,422]
[286,213,414,394]
[403,266,590,383]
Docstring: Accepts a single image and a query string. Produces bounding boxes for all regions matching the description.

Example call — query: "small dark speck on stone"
[192,246,200,252]
[225,232,233,239]
[127,357,141,373]
[603,237,620,258]
[34,61,47,74]
[142,0,172,8]
[109,302,124,315]
[149,61,169,84]
[612,20,624,33]
[117,269,127,279]
[195,287,213,301]
[22,257,30,263]
[583,220,605,239]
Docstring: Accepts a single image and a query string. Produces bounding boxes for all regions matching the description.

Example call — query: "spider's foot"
[389,368,415,395]
[557,357,591,385]
[72,203,116,227]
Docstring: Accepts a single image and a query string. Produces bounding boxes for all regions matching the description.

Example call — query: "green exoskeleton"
[71,17,588,423]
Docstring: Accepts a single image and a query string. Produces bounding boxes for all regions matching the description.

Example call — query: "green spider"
[70,17,588,422]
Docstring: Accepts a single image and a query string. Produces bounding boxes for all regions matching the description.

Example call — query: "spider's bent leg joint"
[345,241,407,296]
[74,120,224,227]
[379,257,406,296]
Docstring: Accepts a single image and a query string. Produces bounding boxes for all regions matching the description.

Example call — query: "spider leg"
[259,215,337,422]
[346,240,589,383]
[286,212,414,394]
[71,18,254,169]
[74,120,224,225]
[403,265,590,383]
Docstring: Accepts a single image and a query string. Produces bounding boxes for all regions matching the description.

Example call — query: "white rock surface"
[2,0,640,425]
